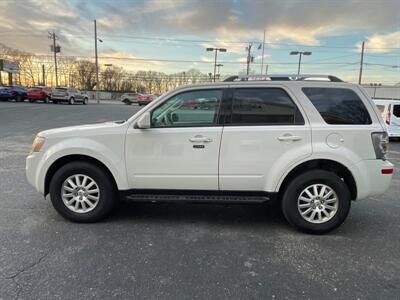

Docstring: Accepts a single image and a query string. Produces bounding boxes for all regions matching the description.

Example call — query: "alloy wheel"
[61,174,100,213]
[297,184,339,224]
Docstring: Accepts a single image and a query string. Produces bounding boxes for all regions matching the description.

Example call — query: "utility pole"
[48,31,59,87]
[94,19,100,104]
[261,29,266,74]
[42,64,45,86]
[246,43,253,75]
[216,64,223,76]
[358,41,365,85]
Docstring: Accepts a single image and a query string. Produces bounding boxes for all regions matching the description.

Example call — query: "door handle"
[189,135,213,143]
[277,135,302,141]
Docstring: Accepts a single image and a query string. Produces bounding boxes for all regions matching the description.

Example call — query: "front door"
[125,88,224,190]
[219,86,312,191]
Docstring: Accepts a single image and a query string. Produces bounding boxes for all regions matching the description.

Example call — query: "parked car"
[51,87,89,105]
[27,86,52,103]
[0,86,12,101]
[137,93,156,106]
[7,85,28,102]
[120,93,139,105]
[26,74,393,234]
[374,99,400,140]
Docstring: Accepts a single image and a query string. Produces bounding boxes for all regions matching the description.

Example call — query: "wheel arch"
[277,159,357,201]
[44,154,118,196]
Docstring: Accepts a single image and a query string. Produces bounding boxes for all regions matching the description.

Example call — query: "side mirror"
[134,112,151,129]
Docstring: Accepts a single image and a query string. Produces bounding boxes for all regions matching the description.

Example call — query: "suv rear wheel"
[69,97,75,105]
[49,161,116,222]
[282,170,351,234]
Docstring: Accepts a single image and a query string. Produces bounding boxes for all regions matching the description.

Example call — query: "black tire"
[83,97,88,105]
[69,97,75,105]
[52,100,58,104]
[28,98,34,103]
[49,161,116,222]
[281,170,351,234]
[123,99,130,105]
[15,95,22,102]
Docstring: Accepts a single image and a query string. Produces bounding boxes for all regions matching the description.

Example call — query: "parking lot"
[0,101,399,299]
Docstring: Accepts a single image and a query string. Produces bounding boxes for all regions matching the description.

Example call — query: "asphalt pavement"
[0,101,399,299]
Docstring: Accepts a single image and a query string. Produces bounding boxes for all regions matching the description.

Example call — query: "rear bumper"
[51,96,69,101]
[350,159,394,200]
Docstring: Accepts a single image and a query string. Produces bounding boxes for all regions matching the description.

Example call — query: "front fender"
[35,137,129,193]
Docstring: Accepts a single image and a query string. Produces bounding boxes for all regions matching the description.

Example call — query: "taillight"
[385,110,391,125]
[64,92,69,96]
[371,132,389,160]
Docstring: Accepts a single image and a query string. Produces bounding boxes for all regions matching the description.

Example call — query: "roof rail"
[223,74,343,82]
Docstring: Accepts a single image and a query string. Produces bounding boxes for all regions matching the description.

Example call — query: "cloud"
[358,31,400,53]
[99,51,167,71]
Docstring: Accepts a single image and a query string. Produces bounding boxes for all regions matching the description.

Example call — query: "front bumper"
[26,152,44,194]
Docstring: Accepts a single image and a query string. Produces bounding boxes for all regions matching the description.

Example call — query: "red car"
[27,87,52,103]
[137,94,156,106]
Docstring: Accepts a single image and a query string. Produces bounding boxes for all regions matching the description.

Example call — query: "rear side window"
[302,88,371,125]
[230,88,304,125]
[393,105,400,118]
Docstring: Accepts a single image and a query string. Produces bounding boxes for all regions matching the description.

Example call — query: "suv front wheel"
[49,161,116,222]
[282,170,351,234]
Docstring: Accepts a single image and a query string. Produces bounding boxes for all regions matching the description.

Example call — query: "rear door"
[391,103,400,136]
[219,86,312,191]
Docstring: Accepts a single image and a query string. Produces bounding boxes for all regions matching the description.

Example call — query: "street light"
[206,48,227,82]
[290,51,312,74]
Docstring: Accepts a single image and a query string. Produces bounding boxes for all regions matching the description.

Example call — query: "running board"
[121,190,275,204]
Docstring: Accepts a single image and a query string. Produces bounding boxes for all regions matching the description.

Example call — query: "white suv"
[26,75,394,233]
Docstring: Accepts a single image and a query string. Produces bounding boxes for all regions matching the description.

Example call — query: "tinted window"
[231,88,304,125]
[151,89,222,127]
[393,105,400,118]
[302,88,371,125]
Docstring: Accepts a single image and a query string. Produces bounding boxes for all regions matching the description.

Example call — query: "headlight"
[32,136,46,152]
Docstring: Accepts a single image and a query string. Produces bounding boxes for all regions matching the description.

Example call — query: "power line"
[1,31,400,50]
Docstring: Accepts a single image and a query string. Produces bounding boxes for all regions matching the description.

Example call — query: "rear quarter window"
[302,87,372,125]
[376,104,385,113]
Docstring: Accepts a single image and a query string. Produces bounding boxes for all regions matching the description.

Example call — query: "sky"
[0,0,399,84]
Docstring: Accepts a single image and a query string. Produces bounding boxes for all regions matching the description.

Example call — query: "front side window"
[151,89,222,128]
[230,88,304,125]
[302,87,372,125]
